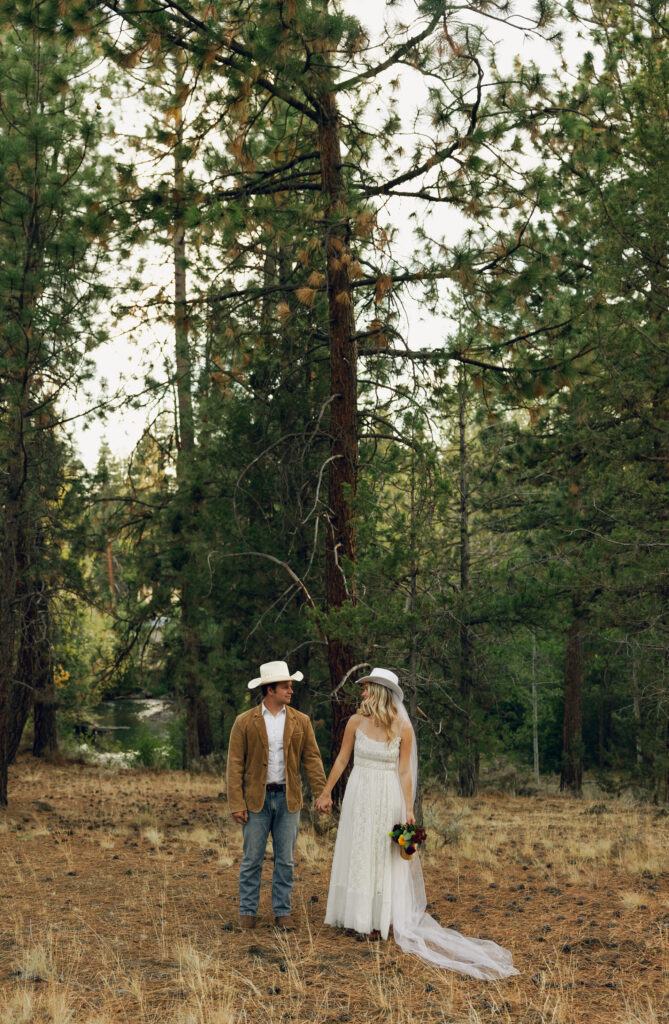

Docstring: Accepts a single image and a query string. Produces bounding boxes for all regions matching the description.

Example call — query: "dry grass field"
[0,752,667,1024]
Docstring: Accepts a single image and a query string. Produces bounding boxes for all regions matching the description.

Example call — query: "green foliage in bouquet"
[388,823,427,857]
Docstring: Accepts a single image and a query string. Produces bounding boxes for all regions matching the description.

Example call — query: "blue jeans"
[239,789,300,917]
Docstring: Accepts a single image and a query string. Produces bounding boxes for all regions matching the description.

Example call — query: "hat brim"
[357,674,403,700]
[248,670,304,690]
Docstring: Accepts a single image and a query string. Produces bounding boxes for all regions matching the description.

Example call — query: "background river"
[92,698,176,751]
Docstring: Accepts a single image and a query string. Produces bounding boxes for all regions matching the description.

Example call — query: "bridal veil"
[391,692,519,980]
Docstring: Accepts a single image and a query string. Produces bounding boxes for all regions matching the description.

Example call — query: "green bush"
[131,724,180,769]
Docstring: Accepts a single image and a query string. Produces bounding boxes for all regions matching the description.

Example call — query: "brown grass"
[0,753,667,1023]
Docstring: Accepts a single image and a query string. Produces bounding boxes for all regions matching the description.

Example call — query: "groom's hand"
[232,810,248,824]
[315,795,332,814]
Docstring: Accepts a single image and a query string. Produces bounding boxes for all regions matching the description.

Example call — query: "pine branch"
[362,139,461,197]
[360,347,513,374]
[98,0,321,122]
[334,10,443,94]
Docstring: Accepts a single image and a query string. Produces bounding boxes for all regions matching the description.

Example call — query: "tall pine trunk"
[32,587,58,759]
[7,677,32,765]
[105,539,115,611]
[653,672,669,803]
[457,371,478,797]
[407,440,422,821]
[0,26,40,800]
[632,654,643,769]
[15,528,59,761]
[173,53,212,765]
[560,609,584,794]
[0,461,25,804]
[597,663,611,772]
[6,526,33,764]
[531,632,540,785]
[319,90,358,791]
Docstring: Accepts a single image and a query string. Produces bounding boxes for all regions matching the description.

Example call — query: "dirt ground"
[0,752,667,1024]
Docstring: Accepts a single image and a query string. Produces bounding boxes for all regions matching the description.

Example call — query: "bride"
[315,668,519,980]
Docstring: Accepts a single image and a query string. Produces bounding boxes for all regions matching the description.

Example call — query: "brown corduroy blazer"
[226,704,327,814]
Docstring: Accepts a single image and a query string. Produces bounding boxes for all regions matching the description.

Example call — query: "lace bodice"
[353,729,401,772]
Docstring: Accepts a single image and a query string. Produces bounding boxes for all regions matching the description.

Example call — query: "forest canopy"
[0,0,666,805]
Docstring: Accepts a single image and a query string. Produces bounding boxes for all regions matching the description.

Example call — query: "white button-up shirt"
[262,703,287,784]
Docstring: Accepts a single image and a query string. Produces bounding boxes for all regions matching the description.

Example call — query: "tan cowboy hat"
[356,667,404,701]
[248,660,304,690]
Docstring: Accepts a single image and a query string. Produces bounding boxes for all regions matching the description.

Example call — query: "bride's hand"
[406,809,416,826]
[315,793,332,814]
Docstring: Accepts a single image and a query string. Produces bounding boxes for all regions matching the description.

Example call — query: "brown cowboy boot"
[273,914,296,930]
[239,915,256,931]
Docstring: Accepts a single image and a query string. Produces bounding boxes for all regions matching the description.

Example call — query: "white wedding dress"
[324,727,519,980]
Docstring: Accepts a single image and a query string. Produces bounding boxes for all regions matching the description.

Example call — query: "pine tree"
[0,4,114,801]
[78,0,558,771]
[448,0,669,794]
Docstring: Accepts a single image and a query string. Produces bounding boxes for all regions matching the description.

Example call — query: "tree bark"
[6,525,33,765]
[173,51,212,764]
[193,688,214,759]
[531,631,539,785]
[106,538,115,611]
[597,667,611,771]
[7,679,32,765]
[632,653,643,768]
[560,609,584,795]
[408,441,422,821]
[27,576,58,759]
[33,672,58,756]
[457,371,478,797]
[653,667,668,803]
[0,23,39,801]
[173,91,195,463]
[0,468,24,805]
[318,89,358,794]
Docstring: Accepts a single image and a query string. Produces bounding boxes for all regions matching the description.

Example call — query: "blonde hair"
[359,682,397,740]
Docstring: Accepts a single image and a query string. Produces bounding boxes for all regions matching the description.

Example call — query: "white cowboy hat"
[248,660,304,690]
[356,667,403,701]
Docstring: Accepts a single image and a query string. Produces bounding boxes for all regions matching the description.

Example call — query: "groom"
[226,660,329,931]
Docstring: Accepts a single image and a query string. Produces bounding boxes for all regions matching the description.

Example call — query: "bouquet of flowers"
[388,822,427,860]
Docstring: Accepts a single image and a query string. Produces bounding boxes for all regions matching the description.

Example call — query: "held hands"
[314,792,332,815]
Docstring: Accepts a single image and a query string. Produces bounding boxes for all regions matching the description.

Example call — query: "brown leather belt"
[266,783,286,792]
